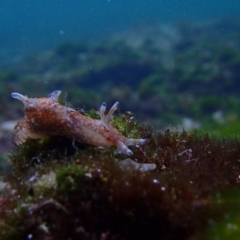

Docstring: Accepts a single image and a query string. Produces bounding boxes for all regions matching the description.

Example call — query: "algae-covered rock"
[1,112,240,239]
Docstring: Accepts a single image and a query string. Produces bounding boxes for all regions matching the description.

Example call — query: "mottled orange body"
[12,90,146,155]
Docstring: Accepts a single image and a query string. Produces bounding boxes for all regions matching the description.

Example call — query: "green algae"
[2,22,240,134]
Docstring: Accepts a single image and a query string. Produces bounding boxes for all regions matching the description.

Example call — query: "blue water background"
[1,0,239,58]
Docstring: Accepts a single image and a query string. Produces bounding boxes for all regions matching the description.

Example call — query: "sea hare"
[11,90,146,155]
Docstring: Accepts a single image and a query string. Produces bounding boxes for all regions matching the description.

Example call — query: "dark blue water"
[1,0,239,59]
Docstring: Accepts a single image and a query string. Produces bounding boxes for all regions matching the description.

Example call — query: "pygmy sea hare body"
[11,90,146,155]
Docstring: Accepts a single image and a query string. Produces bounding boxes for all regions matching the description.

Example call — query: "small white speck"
[85,173,92,178]
[161,187,166,191]
[29,175,36,182]
[27,234,33,239]
[153,179,159,184]
[29,99,35,107]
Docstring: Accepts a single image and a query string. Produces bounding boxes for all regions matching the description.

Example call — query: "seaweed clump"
[1,112,240,239]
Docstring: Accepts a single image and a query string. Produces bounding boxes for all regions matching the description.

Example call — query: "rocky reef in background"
[0,18,240,130]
